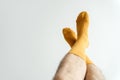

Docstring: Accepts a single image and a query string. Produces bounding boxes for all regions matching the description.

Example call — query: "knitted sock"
[67,12,88,61]
[62,12,92,64]
[63,27,92,64]
[63,28,77,47]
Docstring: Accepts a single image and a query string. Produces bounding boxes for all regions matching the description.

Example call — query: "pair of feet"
[62,11,92,64]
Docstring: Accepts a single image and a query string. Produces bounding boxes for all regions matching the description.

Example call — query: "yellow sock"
[62,11,92,64]
[76,11,89,48]
[86,56,93,64]
[69,12,88,61]
[63,28,77,47]
[63,28,93,64]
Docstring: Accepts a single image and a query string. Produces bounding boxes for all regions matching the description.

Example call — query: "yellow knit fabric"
[63,28,77,47]
[62,11,92,64]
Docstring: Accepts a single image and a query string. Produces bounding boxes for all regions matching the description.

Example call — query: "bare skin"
[53,54,105,80]
[53,11,105,80]
[85,64,105,80]
[53,53,86,80]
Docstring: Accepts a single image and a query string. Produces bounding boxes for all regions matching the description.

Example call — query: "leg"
[53,53,86,80]
[63,28,105,80]
[53,12,89,80]
[62,11,105,80]
[85,64,105,80]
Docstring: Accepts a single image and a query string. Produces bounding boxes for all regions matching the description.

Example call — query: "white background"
[0,0,120,80]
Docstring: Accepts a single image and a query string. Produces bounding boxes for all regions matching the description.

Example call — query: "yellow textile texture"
[62,11,92,64]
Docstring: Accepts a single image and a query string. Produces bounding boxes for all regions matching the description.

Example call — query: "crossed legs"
[53,12,105,80]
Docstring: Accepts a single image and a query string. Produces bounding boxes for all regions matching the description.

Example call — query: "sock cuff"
[69,50,86,61]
